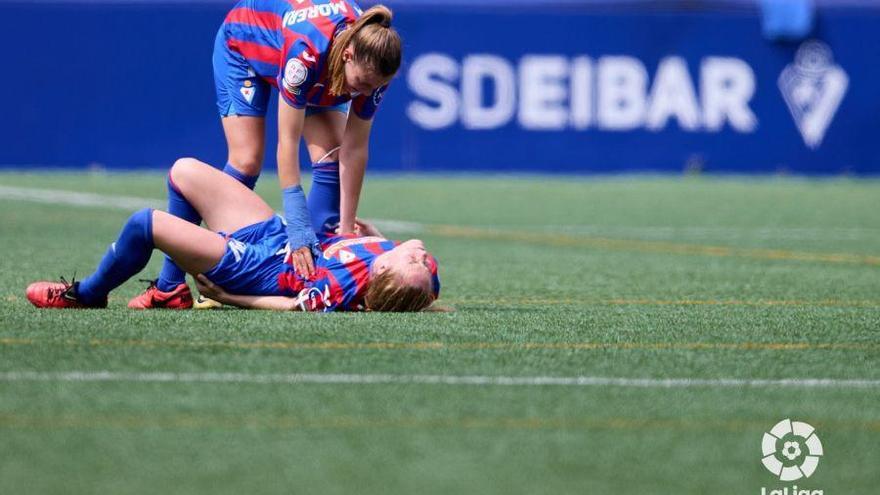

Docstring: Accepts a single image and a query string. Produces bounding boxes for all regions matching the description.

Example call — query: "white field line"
[1,371,879,389]
[372,219,426,234]
[0,185,418,232]
[535,225,880,241]
[0,185,163,210]
[1,184,877,240]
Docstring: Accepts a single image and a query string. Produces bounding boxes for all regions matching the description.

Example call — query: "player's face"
[375,239,433,289]
[343,47,386,95]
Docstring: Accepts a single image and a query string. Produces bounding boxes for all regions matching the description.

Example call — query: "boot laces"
[48,274,78,302]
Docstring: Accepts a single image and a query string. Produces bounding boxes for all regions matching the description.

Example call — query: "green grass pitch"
[0,171,878,494]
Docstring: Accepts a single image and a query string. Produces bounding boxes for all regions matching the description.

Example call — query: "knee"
[169,157,199,185]
[126,208,155,245]
[227,154,262,176]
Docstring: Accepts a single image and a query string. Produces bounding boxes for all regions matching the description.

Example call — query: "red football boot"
[26,278,105,309]
[127,280,193,310]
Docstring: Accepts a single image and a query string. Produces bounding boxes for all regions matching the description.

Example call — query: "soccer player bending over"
[132,3,404,307]
[26,158,440,312]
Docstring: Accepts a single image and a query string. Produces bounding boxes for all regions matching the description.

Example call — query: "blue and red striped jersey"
[222,0,387,119]
[277,233,441,312]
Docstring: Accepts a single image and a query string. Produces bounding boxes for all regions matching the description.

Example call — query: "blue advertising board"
[1,1,878,174]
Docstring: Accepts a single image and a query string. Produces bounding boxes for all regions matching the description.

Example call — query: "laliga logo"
[761,419,823,481]
[778,41,848,150]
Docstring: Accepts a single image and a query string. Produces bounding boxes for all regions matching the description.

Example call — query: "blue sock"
[307,161,340,234]
[223,162,259,190]
[156,174,200,292]
[78,208,155,306]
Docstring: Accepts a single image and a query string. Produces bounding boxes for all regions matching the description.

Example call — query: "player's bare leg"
[222,115,266,178]
[168,158,275,234]
[151,211,228,274]
[166,157,276,310]
[303,110,346,164]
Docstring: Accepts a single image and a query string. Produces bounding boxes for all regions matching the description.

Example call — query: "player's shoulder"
[281,30,329,64]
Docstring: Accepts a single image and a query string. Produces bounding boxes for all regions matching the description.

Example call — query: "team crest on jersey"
[294,285,332,311]
[372,89,385,106]
[283,58,309,93]
[778,40,849,150]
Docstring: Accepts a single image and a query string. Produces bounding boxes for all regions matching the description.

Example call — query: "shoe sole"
[193,296,223,310]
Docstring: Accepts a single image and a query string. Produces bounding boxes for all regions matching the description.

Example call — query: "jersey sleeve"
[277,40,321,109]
[351,84,389,120]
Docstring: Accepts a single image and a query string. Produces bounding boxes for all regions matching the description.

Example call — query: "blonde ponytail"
[327,4,401,96]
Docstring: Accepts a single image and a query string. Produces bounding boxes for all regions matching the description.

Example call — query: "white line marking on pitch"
[0,185,417,233]
[1,371,878,389]
[1,184,877,240]
[0,185,164,210]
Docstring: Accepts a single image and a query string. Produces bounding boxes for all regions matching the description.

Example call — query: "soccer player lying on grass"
[26,158,440,312]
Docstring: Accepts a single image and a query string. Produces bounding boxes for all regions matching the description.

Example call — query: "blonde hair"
[364,268,435,312]
[327,4,401,96]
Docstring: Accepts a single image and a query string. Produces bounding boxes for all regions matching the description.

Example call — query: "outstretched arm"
[278,101,318,276]
[195,275,300,311]
[338,114,373,234]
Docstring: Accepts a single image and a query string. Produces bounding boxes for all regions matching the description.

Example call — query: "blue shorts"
[202,216,292,296]
[213,28,350,118]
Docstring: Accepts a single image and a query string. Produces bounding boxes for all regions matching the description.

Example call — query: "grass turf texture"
[1,171,878,494]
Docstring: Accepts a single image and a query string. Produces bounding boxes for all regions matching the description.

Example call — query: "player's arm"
[277,94,318,276]
[338,113,373,234]
[277,102,305,190]
[195,275,301,311]
[277,47,321,275]
[218,294,301,311]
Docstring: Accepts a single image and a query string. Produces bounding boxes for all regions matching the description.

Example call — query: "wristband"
[282,185,321,256]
